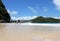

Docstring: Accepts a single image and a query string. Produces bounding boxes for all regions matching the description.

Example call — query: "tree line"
[0,0,10,22]
[31,16,60,23]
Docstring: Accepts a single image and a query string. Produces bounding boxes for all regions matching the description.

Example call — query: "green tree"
[31,16,60,23]
[0,0,10,22]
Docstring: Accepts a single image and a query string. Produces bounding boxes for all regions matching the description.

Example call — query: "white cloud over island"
[11,16,37,20]
[7,9,37,20]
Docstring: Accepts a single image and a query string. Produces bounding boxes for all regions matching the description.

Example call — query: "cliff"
[0,0,10,22]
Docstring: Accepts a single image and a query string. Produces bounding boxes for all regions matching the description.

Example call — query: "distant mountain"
[0,0,10,22]
[31,16,60,23]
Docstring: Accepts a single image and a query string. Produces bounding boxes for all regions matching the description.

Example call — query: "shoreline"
[1,23,60,26]
[19,23,60,26]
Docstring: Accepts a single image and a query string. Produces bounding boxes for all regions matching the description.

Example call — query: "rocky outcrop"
[0,0,10,22]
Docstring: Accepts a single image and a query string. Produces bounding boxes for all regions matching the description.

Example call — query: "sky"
[2,0,60,20]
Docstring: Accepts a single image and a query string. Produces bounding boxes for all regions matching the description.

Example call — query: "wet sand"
[0,23,60,41]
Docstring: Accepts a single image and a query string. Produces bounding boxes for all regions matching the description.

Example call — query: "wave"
[20,23,60,26]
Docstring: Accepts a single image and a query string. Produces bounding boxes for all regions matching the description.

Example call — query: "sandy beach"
[0,23,60,41]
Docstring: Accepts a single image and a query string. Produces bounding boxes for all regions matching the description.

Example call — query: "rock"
[0,0,10,23]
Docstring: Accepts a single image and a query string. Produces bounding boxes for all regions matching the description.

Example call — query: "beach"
[0,23,60,41]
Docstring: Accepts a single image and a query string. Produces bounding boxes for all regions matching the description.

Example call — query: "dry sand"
[0,23,60,41]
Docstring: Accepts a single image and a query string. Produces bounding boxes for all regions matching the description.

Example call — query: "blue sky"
[2,0,60,20]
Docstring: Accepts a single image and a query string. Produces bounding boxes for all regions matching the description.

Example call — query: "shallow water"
[0,23,60,41]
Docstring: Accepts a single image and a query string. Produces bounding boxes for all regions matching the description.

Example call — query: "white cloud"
[11,16,37,20]
[53,17,60,19]
[7,10,18,15]
[11,16,60,20]
[53,0,60,11]
[28,6,37,14]
[44,9,48,12]
[43,7,48,12]
[11,17,16,20]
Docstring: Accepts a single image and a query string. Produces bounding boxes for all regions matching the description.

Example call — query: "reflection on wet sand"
[0,23,60,41]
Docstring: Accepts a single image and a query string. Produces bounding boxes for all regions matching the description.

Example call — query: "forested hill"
[0,0,10,22]
[31,16,60,23]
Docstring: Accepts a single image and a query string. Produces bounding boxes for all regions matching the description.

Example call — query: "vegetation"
[0,0,10,22]
[31,16,60,23]
[1,0,60,23]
